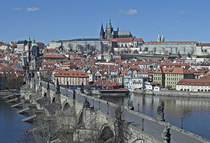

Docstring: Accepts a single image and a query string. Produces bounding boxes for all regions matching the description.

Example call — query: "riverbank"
[133,89,210,98]
[153,90,210,98]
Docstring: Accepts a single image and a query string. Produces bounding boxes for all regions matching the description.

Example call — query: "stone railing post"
[162,124,171,143]
[33,78,36,90]
[47,82,50,98]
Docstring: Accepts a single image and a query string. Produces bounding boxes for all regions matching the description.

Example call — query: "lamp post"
[181,117,184,129]
[92,98,94,109]
[107,102,109,114]
[142,118,144,131]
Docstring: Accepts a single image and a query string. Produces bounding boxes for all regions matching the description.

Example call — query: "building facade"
[142,41,198,55]
[100,20,132,40]
[54,70,89,86]
[176,79,210,92]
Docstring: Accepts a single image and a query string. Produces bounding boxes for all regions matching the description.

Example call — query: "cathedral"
[100,20,133,40]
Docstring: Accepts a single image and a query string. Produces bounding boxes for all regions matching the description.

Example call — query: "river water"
[1,92,210,142]
[102,93,210,140]
[0,97,32,143]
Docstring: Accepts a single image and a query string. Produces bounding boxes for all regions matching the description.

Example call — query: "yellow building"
[153,68,164,87]
[153,67,195,89]
[163,67,184,89]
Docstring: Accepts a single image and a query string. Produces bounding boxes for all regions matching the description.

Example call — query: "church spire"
[108,19,112,28]
[100,23,105,40]
[161,34,165,42]
[32,37,35,43]
[157,34,161,42]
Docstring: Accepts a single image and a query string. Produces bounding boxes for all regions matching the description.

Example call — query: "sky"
[1,0,210,44]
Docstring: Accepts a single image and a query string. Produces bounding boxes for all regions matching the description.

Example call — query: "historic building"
[153,67,195,89]
[54,70,89,86]
[100,20,132,40]
[176,78,210,92]
[142,40,198,55]
[142,34,210,56]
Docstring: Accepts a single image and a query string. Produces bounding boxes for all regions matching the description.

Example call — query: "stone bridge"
[20,78,210,143]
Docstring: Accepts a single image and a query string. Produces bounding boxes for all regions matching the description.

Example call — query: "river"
[1,91,210,142]
[0,97,32,143]
[102,93,210,140]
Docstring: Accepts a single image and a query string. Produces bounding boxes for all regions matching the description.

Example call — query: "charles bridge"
[6,77,209,143]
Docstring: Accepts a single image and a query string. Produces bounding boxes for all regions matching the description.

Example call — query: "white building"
[142,41,198,55]
[49,38,102,51]
[54,70,89,86]
[123,74,143,92]
[111,37,144,53]
[195,43,210,56]
[176,78,210,92]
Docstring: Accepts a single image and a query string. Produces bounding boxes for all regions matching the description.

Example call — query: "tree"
[188,52,191,58]
[68,43,73,52]
[76,44,85,55]
[178,52,181,59]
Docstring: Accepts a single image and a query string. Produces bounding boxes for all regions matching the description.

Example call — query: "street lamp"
[92,98,94,109]
[142,118,144,131]
[107,102,109,114]
[181,117,184,129]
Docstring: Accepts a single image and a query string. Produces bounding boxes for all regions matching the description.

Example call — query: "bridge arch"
[52,96,56,103]
[77,110,84,125]
[43,92,47,97]
[98,124,114,142]
[63,102,70,112]
[133,139,144,143]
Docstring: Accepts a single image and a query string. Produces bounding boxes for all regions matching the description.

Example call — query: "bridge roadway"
[41,81,209,143]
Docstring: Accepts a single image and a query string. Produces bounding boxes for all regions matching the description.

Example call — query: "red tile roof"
[0,42,5,45]
[197,43,210,46]
[36,42,45,45]
[145,41,198,44]
[177,79,210,86]
[160,62,190,67]
[92,80,122,88]
[10,56,21,60]
[43,54,65,59]
[162,67,184,74]
[111,38,144,43]
[54,70,89,78]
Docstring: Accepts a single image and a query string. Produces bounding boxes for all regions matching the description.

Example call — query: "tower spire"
[100,23,105,40]
[108,19,112,28]
[157,34,161,42]
[161,34,165,42]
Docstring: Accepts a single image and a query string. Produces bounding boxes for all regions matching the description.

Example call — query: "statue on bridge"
[157,101,165,122]
[162,123,171,143]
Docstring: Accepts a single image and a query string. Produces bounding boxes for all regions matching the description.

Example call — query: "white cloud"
[13,8,22,11]
[26,7,40,12]
[180,10,186,15]
[32,23,40,27]
[175,20,180,24]
[118,9,138,15]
